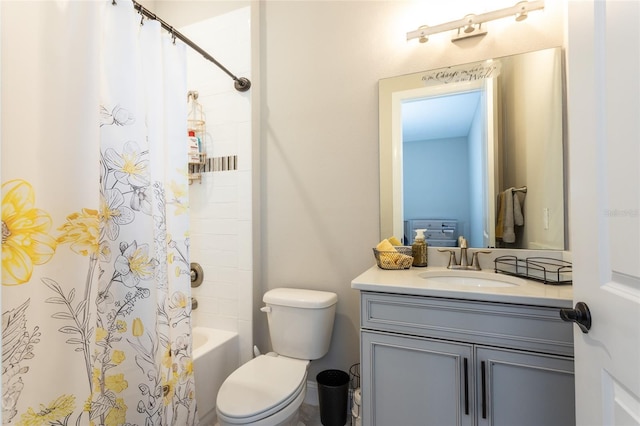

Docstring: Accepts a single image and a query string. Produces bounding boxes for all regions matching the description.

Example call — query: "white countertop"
[351,265,573,308]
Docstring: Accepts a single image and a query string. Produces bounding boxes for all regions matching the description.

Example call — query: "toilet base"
[217,381,306,426]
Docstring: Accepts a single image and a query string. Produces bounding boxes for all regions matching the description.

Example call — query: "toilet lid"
[217,355,309,422]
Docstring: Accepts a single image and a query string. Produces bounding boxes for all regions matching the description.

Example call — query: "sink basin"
[418,271,524,288]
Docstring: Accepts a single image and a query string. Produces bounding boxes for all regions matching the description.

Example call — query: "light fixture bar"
[407,0,544,42]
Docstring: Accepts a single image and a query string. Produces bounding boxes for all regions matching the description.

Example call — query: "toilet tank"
[262,288,338,360]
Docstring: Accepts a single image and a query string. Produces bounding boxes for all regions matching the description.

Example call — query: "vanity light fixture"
[407,0,544,43]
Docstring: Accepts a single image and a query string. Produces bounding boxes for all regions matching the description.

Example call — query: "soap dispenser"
[412,229,428,267]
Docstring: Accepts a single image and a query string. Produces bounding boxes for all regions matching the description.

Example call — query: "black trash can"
[316,369,350,426]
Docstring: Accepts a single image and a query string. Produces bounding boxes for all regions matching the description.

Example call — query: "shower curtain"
[2,1,197,425]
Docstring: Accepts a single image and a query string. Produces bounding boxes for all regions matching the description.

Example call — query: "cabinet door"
[476,346,575,426]
[361,331,473,426]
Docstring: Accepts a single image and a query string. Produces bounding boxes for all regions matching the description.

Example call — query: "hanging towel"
[502,188,516,243]
[496,188,526,243]
[513,191,525,226]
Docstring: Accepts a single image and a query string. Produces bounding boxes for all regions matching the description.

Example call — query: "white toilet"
[216,288,338,426]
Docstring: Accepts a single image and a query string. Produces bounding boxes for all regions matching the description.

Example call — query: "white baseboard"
[304,380,319,406]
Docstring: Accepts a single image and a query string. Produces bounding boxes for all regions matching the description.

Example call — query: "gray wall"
[403,136,472,238]
[258,1,566,379]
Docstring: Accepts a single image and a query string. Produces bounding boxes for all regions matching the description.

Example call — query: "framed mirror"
[379,47,567,250]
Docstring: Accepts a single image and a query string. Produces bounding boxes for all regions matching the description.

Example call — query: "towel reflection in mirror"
[496,187,527,245]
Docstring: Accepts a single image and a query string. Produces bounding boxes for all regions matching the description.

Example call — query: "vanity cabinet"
[359,291,575,426]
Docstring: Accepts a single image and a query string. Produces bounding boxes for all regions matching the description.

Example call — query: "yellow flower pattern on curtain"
[1,1,197,425]
[1,180,57,286]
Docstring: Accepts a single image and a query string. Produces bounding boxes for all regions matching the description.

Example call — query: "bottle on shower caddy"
[188,129,201,163]
[412,228,428,267]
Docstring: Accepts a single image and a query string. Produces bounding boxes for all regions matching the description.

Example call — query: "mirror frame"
[379,48,568,249]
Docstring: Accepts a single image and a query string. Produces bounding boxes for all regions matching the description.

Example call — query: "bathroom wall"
[153,1,255,364]
[259,0,567,380]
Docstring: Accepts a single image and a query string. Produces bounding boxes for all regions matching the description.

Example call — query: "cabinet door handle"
[481,361,487,419]
[463,358,469,415]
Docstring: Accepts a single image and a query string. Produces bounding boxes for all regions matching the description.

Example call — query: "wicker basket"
[373,246,414,270]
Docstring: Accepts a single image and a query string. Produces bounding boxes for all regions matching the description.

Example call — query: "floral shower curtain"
[2,1,196,425]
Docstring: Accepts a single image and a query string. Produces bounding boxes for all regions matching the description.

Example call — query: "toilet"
[216,288,338,426]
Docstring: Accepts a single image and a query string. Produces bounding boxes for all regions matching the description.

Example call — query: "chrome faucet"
[459,236,469,268]
[438,236,491,270]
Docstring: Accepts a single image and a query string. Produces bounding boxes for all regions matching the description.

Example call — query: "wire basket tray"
[373,246,413,270]
[494,255,572,285]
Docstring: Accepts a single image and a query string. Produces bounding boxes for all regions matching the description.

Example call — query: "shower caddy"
[188,90,206,184]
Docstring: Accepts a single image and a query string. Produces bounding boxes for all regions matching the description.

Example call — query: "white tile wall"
[181,7,253,364]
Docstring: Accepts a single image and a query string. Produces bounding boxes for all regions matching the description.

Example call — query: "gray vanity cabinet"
[359,291,575,426]
[362,331,474,426]
[475,346,575,426]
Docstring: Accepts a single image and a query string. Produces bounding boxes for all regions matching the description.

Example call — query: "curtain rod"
[126,0,251,92]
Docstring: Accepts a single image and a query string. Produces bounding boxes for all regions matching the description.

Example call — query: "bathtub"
[192,327,239,425]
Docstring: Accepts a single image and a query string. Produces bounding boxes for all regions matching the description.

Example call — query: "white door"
[567,1,640,425]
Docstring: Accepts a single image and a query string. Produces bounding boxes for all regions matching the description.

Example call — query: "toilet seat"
[216,355,309,424]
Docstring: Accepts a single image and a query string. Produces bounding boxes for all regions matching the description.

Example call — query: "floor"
[299,403,323,425]
[299,403,352,426]
[211,403,349,426]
